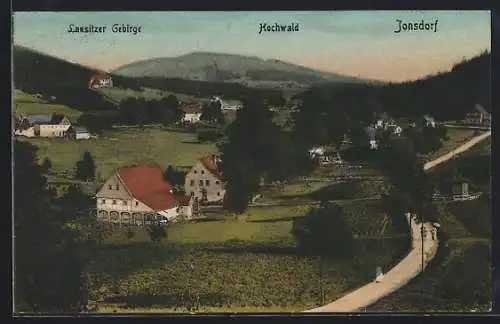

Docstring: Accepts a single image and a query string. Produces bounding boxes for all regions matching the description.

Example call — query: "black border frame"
[8,1,500,322]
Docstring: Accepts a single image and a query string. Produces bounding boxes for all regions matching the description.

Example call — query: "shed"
[68,126,91,140]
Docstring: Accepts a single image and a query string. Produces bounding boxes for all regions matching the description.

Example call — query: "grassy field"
[424,128,476,161]
[17,126,217,181]
[88,201,409,313]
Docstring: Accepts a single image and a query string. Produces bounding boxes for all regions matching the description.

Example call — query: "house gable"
[96,172,133,200]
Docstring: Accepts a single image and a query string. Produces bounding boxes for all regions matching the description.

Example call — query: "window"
[205,180,210,186]
[101,199,106,204]
[122,201,127,206]
[190,180,195,186]
[116,185,119,190]
[217,192,220,196]
[199,180,204,186]
[201,170,205,174]
[190,191,194,196]
[135,201,139,206]
[194,170,197,174]
[215,181,220,185]
[112,200,116,205]
[108,185,112,190]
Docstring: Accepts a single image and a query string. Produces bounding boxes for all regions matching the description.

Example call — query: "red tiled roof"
[199,155,223,179]
[116,163,180,211]
[90,71,111,81]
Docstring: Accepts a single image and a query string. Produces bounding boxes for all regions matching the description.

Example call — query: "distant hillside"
[294,51,491,121]
[112,52,376,86]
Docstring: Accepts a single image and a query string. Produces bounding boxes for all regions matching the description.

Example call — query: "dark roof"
[474,104,490,116]
[364,126,376,139]
[116,163,180,211]
[182,103,203,114]
[423,114,435,122]
[26,114,67,125]
[72,126,89,133]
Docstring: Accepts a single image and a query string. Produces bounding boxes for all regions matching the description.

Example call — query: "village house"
[465,104,491,125]
[184,155,225,204]
[373,112,390,130]
[422,114,436,128]
[89,71,113,89]
[66,126,91,140]
[95,163,193,225]
[181,103,202,124]
[16,114,72,138]
[212,96,242,111]
[364,126,379,150]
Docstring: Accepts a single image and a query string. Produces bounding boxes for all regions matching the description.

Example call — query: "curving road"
[304,131,491,313]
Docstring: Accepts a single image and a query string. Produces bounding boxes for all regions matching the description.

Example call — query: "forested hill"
[12,46,291,104]
[295,51,490,122]
[112,52,377,86]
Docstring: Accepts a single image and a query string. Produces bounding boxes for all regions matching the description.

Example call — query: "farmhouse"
[96,163,193,224]
[184,155,225,204]
[89,71,113,89]
[422,114,436,128]
[181,103,202,124]
[16,114,72,138]
[465,104,491,125]
[66,126,91,140]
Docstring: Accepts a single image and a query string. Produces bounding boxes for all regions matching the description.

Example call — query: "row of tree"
[118,95,184,126]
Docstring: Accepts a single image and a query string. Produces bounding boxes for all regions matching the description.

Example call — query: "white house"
[95,163,193,224]
[184,155,226,204]
[308,146,326,158]
[182,113,202,124]
[212,96,242,111]
[423,115,436,128]
[18,114,72,138]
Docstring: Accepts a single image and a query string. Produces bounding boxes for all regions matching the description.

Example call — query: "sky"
[13,11,491,82]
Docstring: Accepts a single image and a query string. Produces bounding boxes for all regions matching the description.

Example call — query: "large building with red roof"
[184,155,226,204]
[95,163,192,224]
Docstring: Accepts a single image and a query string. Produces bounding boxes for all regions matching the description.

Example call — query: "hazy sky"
[13,11,490,82]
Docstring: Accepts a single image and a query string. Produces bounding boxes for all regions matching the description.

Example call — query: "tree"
[292,202,354,258]
[219,97,286,213]
[119,97,149,125]
[145,223,167,245]
[14,140,89,312]
[75,151,96,182]
[41,157,52,174]
[200,100,224,125]
[163,165,185,186]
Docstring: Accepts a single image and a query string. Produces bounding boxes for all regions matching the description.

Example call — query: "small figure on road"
[375,266,384,283]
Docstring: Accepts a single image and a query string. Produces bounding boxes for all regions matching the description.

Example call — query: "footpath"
[304,131,491,312]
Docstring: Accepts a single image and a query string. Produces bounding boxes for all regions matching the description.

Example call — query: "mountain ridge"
[112,51,379,85]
